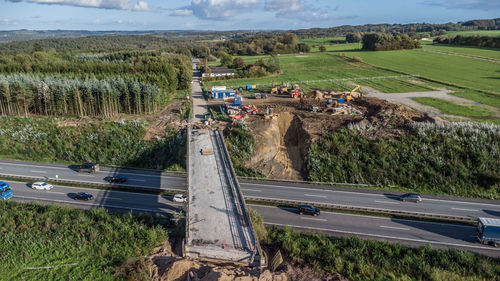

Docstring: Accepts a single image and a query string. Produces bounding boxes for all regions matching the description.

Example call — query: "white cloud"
[170,9,194,16]
[6,0,151,11]
[174,0,260,20]
[264,0,342,21]
[421,0,500,10]
[265,0,304,13]
[133,0,149,11]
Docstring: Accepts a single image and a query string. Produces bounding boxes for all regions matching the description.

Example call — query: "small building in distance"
[202,67,235,78]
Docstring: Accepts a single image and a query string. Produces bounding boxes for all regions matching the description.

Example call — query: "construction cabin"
[210,87,236,99]
[202,67,235,78]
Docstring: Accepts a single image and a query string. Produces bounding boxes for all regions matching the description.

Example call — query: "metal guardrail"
[246,196,477,224]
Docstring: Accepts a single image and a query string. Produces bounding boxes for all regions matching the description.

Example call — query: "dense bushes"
[362,33,421,51]
[0,117,185,170]
[0,201,169,280]
[267,227,500,281]
[307,122,500,198]
[225,123,265,178]
[434,35,500,48]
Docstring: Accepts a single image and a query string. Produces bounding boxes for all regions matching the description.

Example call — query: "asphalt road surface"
[6,181,499,257]
[1,160,499,220]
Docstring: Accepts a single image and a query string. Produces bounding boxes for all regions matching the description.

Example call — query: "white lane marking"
[249,204,475,229]
[47,191,65,195]
[452,208,479,212]
[241,189,262,192]
[30,170,46,173]
[13,196,174,214]
[129,179,147,182]
[265,222,500,252]
[76,174,95,177]
[103,197,122,201]
[0,163,68,170]
[374,200,400,205]
[243,182,500,208]
[247,197,473,222]
[380,225,410,231]
[304,194,328,198]
[300,217,327,222]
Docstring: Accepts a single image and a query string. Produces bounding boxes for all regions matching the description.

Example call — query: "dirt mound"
[243,95,439,180]
[115,239,349,281]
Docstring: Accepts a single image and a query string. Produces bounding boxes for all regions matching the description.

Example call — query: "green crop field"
[413,97,495,118]
[343,48,500,94]
[422,44,500,60]
[208,52,434,93]
[451,90,500,109]
[444,30,500,37]
[299,36,345,45]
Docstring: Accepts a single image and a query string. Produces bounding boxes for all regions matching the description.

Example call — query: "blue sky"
[0,0,499,31]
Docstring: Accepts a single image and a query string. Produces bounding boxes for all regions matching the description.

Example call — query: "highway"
[1,160,499,220]
[6,181,499,257]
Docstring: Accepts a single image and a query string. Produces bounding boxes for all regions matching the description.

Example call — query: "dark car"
[107,175,127,183]
[298,205,320,216]
[399,193,422,203]
[74,192,93,201]
[78,163,99,173]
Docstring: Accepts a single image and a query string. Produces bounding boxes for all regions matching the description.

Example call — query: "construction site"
[201,83,439,180]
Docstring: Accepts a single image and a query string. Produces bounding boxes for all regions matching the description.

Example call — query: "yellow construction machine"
[343,85,363,101]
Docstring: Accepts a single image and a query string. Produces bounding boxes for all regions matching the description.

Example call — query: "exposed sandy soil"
[236,94,440,180]
[115,239,349,281]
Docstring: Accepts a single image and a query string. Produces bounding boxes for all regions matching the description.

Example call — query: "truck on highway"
[0,181,13,201]
[477,217,500,247]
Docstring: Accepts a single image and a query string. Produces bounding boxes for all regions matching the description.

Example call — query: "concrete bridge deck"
[185,129,260,265]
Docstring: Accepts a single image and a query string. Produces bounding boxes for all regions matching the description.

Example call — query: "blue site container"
[234,96,242,105]
[246,84,253,91]
[337,98,345,104]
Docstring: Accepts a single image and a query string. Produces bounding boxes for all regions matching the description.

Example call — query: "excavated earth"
[116,239,349,281]
[240,94,440,180]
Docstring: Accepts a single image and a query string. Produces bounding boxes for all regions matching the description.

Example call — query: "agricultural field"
[208,52,435,94]
[0,202,172,281]
[413,97,496,119]
[422,44,500,60]
[299,36,345,45]
[444,30,500,37]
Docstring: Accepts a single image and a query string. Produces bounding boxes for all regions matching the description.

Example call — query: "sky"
[0,0,499,31]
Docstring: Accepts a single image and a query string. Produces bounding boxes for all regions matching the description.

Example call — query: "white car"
[173,194,187,203]
[31,182,53,191]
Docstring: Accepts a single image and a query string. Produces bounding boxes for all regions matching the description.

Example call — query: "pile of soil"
[115,239,348,281]
[241,95,440,180]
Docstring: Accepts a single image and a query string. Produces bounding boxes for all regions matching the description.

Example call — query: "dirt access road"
[363,86,500,120]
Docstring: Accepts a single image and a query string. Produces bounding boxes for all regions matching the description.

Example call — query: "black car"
[78,163,99,173]
[107,175,127,183]
[298,205,320,216]
[399,193,422,203]
[74,192,93,201]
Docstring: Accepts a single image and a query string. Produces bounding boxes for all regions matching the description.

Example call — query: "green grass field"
[299,36,345,45]
[207,52,434,93]
[0,202,171,280]
[413,97,495,118]
[343,48,500,94]
[444,30,500,37]
[422,44,500,60]
[451,90,500,108]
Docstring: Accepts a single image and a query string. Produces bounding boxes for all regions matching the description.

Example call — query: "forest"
[0,50,191,117]
[361,33,421,51]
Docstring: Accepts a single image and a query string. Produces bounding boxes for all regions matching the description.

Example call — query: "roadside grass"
[266,226,500,281]
[0,201,171,281]
[413,97,494,118]
[0,116,186,172]
[208,52,435,93]
[451,90,500,109]
[423,44,500,60]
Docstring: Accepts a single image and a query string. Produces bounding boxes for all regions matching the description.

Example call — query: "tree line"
[0,74,166,117]
[434,35,500,48]
[362,33,421,51]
